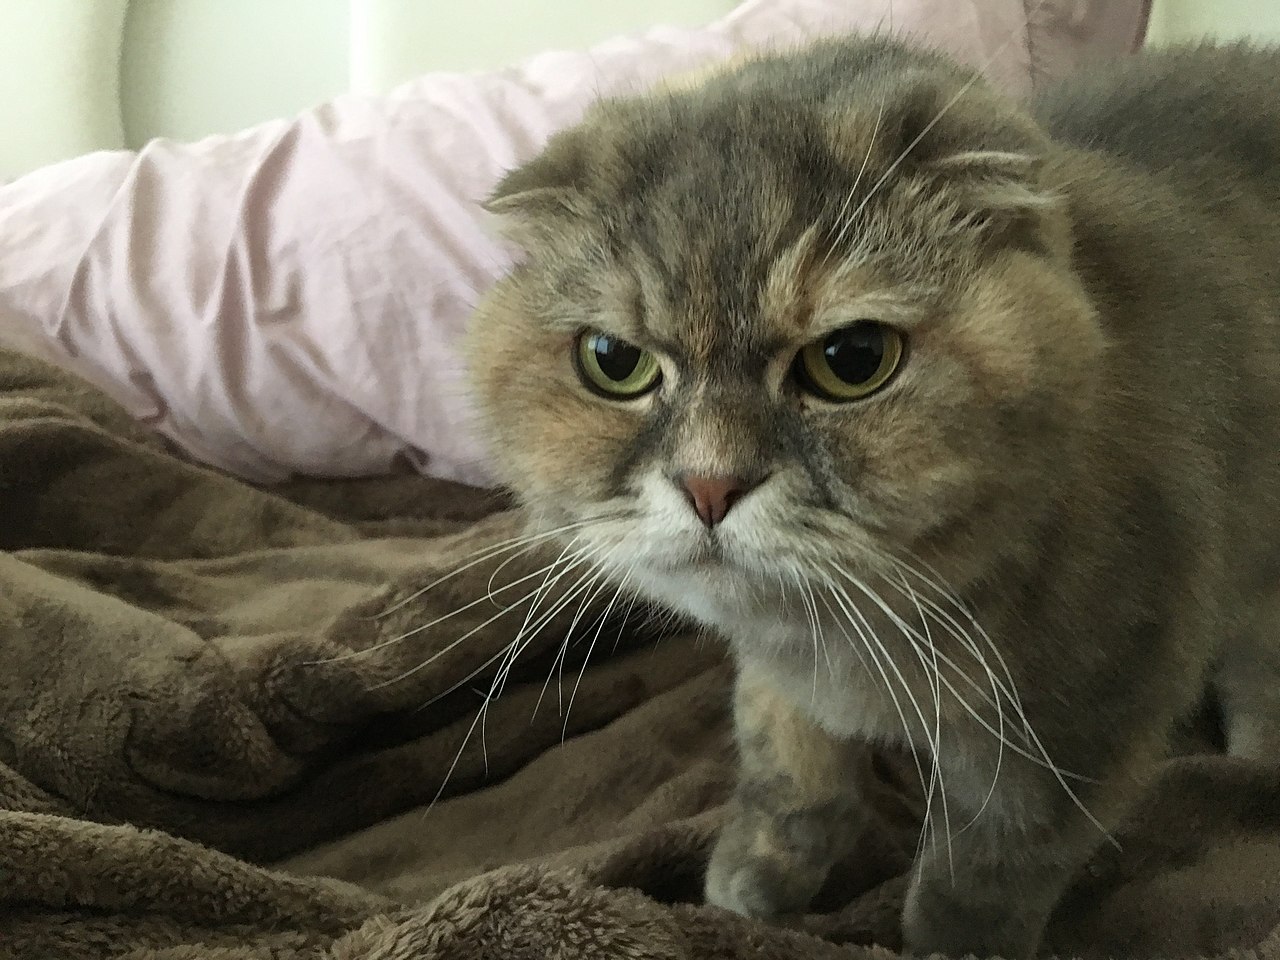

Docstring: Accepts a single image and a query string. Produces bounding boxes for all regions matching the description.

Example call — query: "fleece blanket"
[1,344,1279,960]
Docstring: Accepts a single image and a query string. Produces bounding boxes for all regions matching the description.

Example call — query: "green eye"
[575,330,661,398]
[795,321,904,401]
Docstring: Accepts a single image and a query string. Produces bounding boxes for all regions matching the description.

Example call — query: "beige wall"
[121,0,350,146]
[106,0,1280,150]
[1147,0,1280,45]
[120,0,732,146]
[4,0,1280,181]
[0,0,735,178]
[0,0,129,178]
[348,0,734,94]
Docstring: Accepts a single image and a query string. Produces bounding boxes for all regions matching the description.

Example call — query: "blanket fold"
[0,344,1278,960]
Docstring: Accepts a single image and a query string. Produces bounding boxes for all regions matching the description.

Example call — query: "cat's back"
[1034,43,1280,203]
[1034,44,1280,588]
[1033,43,1280,360]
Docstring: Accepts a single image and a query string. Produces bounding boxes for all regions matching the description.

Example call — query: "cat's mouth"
[652,530,722,568]
[684,540,725,568]
[668,530,773,577]
[640,528,731,572]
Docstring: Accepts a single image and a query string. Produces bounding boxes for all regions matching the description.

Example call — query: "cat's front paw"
[705,853,807,919]
[704,816,825,920]
[902,878,1046,960]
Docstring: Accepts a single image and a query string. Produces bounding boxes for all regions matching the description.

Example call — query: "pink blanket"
[0,0,1147,484]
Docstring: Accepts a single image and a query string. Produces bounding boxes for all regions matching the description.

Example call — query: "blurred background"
[0,0,1276,181]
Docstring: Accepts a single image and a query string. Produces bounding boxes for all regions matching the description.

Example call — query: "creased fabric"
[0,346,1277,960]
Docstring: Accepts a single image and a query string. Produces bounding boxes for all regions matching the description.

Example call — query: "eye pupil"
[795,321,903,401]
[575,329,661,398]
[823,325,885,385]
[591,334,641,382]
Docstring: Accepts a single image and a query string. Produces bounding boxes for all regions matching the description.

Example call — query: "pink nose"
[678,473,764,528]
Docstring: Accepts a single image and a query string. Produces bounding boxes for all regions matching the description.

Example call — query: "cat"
[464,36,1280,959]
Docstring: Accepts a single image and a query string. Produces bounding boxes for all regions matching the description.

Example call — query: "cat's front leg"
[903,837,1069,959]
[901,776,1124,960]
[706,661,871,920]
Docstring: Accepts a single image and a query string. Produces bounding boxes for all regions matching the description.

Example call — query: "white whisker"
[564,563,637,737]
[375,516,606,618]
[527,559,615,720]
[817,568,940,861]
[552,562,618,718]
[835,556,1115,848]
[413,541,591,712]
[828,95,886,258]
[501,536,593,700]
[823,564,952,868]
[887,567,957,872]
[316,557,567,668]
[422,545,608,809]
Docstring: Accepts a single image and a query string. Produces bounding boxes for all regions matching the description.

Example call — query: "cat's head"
[465,38,1104,611]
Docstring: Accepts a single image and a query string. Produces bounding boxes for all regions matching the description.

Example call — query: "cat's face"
[466,40,1105,622]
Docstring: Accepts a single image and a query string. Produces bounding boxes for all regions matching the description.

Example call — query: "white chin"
[644,537,741,575]
[636,537,770,586]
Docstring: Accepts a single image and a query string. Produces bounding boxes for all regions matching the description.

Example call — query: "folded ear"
[822,60,1066,253]
[925,149,1066,253]
[484,126,591,224]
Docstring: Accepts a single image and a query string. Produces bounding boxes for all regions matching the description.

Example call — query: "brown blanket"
[1,346,1278,960]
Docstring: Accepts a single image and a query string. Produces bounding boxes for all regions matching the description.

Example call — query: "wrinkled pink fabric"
[0,0,1147,484]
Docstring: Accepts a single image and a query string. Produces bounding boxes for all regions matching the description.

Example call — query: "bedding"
[0,0,1149,487]
[1,344,1278,960]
